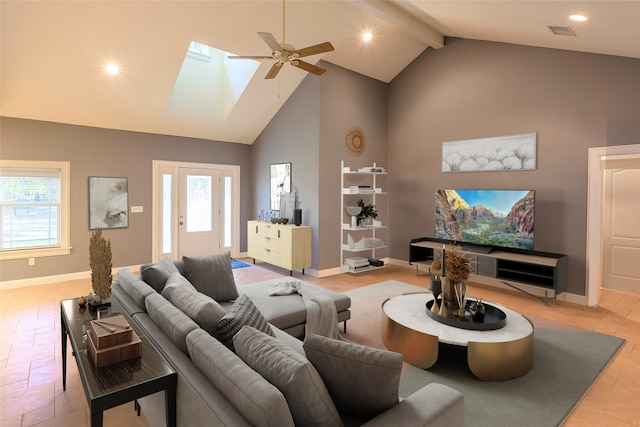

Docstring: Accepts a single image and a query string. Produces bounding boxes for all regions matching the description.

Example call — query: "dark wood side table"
[61,298,177,427]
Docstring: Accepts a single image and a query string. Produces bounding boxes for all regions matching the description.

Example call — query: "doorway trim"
[152,160,240,262]
[587,144,640,306]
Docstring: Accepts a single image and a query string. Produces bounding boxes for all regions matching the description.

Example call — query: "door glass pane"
[162,174,172,254]
[187,175,212,232]
[224,176,232,247]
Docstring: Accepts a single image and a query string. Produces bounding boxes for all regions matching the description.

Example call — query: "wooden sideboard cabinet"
[247,220,312,275]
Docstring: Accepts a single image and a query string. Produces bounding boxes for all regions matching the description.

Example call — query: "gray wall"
[388,38,640,295]
[251,76,322,268]
[251,61,388,271]
[0,117,252,282]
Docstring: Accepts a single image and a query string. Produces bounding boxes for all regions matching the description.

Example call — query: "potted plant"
[356,199,377,226]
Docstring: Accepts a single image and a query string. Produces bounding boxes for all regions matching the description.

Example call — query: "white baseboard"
[0,265,142,291]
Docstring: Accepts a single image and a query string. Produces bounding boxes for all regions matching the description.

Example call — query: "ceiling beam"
[347,0,444,48]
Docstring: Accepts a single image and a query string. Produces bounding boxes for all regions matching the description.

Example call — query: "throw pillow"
[145,293,199,354]
[234,326,343,427]
[216,294,274,351]
[186,329,295,427]
[167,286,227,335]
[140,257,181,292]
[303,334,402,419]
[183,252,239,301]
[161,272,198,303]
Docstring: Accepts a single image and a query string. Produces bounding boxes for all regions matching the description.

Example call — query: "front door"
[178,168,221,258]
[602,156,640,293]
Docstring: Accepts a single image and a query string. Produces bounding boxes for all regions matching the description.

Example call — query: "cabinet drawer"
[256,235,280,254]
[253,246,280,264]
[256,224,280,239]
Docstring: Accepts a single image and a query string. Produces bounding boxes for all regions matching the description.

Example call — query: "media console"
[409,237,568,304]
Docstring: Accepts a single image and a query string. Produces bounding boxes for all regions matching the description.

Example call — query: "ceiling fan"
[227,1,334,79]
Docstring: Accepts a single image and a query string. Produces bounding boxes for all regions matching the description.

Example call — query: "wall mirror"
[270,163,291,211]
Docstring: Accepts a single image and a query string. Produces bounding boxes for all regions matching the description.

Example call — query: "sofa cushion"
[304,334,402,419]
[234,326,342,427]
[145,292,199,354]
[183,252,239,302]
[141,257,181,292]
[161,272,198,303]
[186,329,294,427]
[116,268,155,309]
[216,294,274,350]
[166,286,226,335]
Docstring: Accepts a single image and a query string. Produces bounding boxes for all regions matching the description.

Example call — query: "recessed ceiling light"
[569,15,588,22]
[362,32,373,42]
[106,63,119,74]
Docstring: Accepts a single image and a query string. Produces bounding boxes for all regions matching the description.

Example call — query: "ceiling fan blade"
[291,60,326,76]
[228,55,274,60]
[258,32,282,52]
[294,42,335,58]
[265,62,283,79]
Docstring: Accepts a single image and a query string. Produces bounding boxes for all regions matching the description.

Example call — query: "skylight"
[166,41,260,122]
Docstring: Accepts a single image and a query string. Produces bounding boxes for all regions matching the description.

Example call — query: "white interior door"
[178,168,221,258]
[602,156,640,293]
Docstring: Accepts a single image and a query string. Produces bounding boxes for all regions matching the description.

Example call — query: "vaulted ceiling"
[1,1,638,144]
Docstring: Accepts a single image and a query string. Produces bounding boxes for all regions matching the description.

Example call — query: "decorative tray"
[425,299,506,331]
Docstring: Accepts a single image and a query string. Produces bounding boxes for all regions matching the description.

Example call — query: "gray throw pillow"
[161,272,198,303]
[140,257,181,292]
[167,286,227,335]
[216,294,274,351]
[234,326,343,427]
[183,252,239,301]
[186,329,295,427]
[145,293,199,354]
[303,334,402,419]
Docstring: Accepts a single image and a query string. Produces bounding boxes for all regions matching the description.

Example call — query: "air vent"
[547,26,576,36]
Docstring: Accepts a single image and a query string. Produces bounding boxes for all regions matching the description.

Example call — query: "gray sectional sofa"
[111,254,465,426]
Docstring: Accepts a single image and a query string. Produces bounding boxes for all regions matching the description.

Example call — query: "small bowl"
[270,217,289,224]
[346,206,362,216]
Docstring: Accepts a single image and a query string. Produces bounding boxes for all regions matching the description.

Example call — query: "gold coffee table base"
[381,295,534,381]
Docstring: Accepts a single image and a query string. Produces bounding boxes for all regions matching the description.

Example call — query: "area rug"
[342,281,625,427]
[231,259,250,269]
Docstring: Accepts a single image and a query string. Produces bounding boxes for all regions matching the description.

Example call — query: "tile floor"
[1,261,638,426]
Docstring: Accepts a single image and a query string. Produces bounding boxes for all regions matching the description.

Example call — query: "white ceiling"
[1,1,638,144]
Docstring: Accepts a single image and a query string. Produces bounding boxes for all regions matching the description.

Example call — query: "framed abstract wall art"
[442,133,537,172]
[89,176,129,229]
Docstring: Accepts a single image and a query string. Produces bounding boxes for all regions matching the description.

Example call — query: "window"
[0,160,71,260]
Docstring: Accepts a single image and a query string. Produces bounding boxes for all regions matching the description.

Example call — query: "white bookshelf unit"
[340,161,388,273]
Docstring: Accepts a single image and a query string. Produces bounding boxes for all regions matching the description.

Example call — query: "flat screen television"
[435,189,534,251]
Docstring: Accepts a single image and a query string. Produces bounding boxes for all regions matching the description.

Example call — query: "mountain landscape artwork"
[435,189,535,250]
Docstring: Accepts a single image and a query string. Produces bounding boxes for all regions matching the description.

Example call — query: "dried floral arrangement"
[430,244,472,283]
[89,228,112,303]
[431,245,474,313]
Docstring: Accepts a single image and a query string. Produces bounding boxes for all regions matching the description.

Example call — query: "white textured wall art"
[442,133,537,172]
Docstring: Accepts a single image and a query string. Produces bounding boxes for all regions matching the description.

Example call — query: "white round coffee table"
[381,293,534,381]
